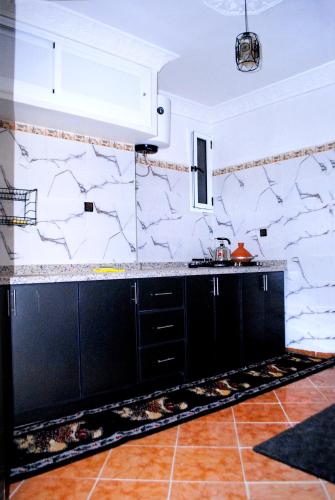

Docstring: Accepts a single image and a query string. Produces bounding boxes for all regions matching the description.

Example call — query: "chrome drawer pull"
[157,357,175,364]
[156,324,174,330]
[153,292,173,296]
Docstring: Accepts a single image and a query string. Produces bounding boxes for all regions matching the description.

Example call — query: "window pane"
[197,138,208,205]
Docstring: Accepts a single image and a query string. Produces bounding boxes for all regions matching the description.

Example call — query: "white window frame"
[191,131,213,212]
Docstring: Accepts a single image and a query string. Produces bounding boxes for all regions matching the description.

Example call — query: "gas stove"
[188,258,264,268]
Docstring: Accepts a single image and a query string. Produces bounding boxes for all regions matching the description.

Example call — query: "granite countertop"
[0,261,287,285]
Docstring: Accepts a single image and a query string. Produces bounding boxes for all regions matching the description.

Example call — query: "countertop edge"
[0,263,287,285]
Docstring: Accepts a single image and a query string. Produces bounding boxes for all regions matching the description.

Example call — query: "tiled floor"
[9,366,335,500]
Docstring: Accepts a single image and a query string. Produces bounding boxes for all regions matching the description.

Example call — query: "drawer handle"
[157,357,175,364]
[152,292,173,296]
[155,324,174,330]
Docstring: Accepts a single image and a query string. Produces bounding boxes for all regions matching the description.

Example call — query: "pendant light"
[235,0,260,72]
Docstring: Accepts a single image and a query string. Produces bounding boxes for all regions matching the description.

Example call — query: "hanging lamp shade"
[235,31,260,71]
[235,0,261,72]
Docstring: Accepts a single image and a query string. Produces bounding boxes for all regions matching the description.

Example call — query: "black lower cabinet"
[79,280,137,398]
[10,283,80,424]
[7,272,285,428]
[0,287,8,498]
[186,275,216,380]
[186,274,242,380]
[242,272,285,364]
[215,274,242,371]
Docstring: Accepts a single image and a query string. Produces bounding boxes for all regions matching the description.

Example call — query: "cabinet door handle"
[157,357,175,364]
[7,288,16,316]
[216,277,220,296]
[263,274,268,292]
[132,282,138,304]
[153,292,173,296]
[7,290,10,317]
[212,277,216,296]
[155,324,174,330]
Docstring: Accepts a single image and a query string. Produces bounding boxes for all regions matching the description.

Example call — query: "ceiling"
[53,0,335,106]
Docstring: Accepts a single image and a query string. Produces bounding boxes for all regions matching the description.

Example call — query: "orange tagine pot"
[231,242,253,262]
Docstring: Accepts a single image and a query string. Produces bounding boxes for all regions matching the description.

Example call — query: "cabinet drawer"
[139,310,184,346]
[138,278,184,310]
[140,342,185,380]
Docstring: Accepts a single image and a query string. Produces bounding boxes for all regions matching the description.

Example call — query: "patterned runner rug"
[10,352,334,481]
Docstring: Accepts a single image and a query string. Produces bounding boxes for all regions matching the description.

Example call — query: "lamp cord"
[244,0,249,32]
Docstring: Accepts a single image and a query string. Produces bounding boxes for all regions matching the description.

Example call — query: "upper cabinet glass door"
[54,41,153,131]
[0,25,54,98]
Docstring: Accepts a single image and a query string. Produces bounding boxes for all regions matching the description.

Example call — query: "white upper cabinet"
[0,5,177,141]
[0,24,54,99]
[53,40,153,133]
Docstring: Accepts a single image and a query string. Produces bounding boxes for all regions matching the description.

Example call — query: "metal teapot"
[209,237,231,261]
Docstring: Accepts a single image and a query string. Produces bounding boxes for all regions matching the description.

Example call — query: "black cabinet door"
[215,274,242,371]
[242,272,285,364]
[186,275,215,379]
[0,288,8,499]
[11,283,80,419]
[264,272,285,358]
[242,273,266,364]
[79,280,137,397]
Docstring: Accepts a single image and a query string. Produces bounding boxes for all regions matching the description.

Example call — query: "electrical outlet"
[260,228,267,237]
[84,202,94,212]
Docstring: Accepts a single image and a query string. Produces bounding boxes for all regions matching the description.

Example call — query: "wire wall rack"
[0,188,38,226]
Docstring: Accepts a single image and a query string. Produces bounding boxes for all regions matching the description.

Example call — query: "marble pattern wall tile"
[136,162,214,262]
[213,149,335,353]
[0,127,136,264]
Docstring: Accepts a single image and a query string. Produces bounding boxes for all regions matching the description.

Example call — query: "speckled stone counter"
[0,261,287,285]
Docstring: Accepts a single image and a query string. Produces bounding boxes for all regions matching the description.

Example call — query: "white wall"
[213,148,335,354]
[0,103,214,265]
[0,127,137,265]
[213,83,335,168]
[212,82,335,354]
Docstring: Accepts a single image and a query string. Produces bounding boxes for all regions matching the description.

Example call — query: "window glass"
[192,132,212,211]
[197,138,208,205]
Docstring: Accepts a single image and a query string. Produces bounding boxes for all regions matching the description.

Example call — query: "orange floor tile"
[9,366,334,499]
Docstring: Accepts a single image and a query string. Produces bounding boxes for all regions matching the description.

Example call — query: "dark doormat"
[254,403,335,484]
[10,352,334,481]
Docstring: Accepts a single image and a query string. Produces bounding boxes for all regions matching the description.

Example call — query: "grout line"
[9,480,24,498]
[232,407,250,500]
[273,390,294,426]
[246,480,324,485]
[93,478,170,483]
[124,444,176,448]
[88,478,326,484]
[241,401,289,405]
[295,376,315,387]
[224,420,289,424]
[309,381,333,402]
[167,426,180,500]
[320,480,332,500]
[86,448,112,500]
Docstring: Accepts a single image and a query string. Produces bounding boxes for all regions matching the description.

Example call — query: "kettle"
[209,237,231,261]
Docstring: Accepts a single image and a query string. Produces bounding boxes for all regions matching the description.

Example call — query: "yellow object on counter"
[93,268,125,273]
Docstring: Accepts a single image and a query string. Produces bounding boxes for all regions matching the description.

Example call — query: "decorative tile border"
[135,154,189,173]
[213,140,335,176]
[0,120,134,152]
